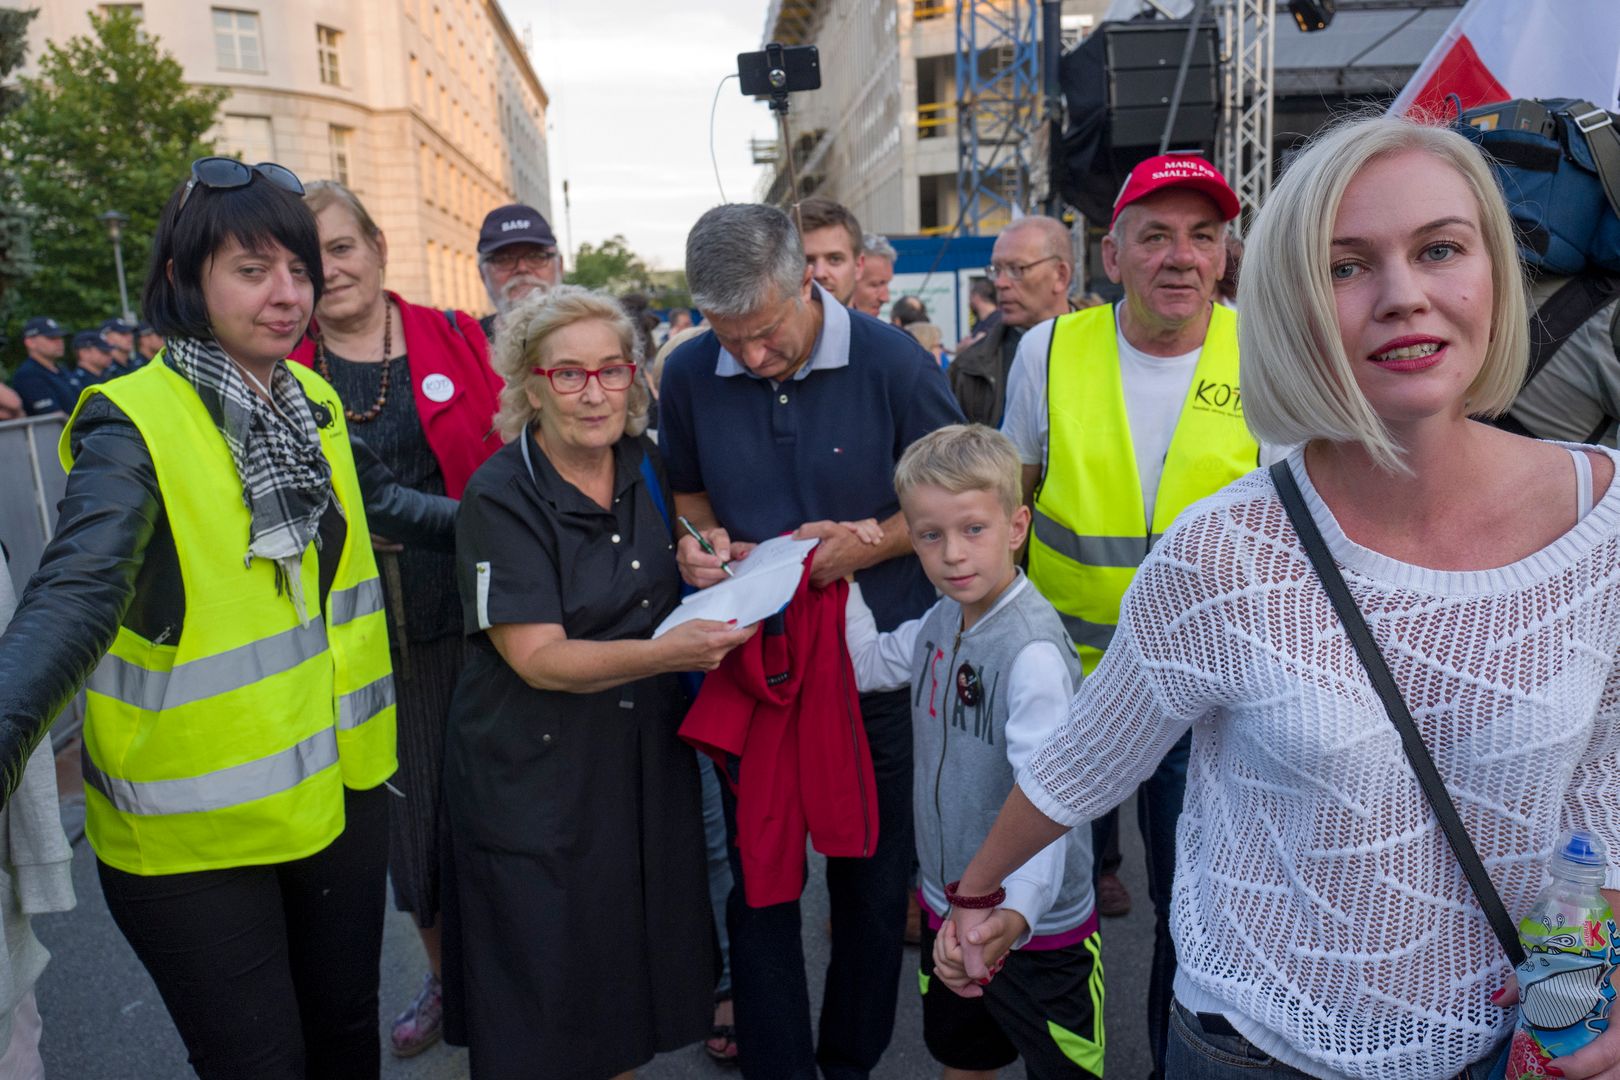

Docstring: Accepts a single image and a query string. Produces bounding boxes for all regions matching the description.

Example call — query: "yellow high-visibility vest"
[1028,303,1257,674]
[60,357,396,875]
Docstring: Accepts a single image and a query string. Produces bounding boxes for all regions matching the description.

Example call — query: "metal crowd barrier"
[0,413,82,748]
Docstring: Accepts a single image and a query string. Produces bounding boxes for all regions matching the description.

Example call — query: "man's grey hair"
[686,204,806,318]
[863,233,897,262]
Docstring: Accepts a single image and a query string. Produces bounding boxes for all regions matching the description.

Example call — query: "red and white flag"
[1391,0,1620,119]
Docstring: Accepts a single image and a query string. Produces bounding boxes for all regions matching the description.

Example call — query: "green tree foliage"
[0,9,226,347]
[565,235,655,293]
[0,8,39,333]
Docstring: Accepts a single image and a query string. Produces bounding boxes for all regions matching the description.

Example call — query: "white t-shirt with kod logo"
[1001,307,1280,531]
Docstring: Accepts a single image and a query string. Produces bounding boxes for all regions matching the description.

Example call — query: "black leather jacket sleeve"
[0,397,159,807]
[351,433,457,552]
[0,401,456,810]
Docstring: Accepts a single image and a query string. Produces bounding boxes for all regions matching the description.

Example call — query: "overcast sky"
[505,0,778,270]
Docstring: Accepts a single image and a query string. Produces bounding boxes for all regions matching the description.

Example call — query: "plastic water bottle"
[1505,830,1618,1079]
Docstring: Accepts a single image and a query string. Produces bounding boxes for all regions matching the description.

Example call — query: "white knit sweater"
[1020,445,1620,1080]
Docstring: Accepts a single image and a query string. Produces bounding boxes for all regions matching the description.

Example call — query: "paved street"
[35,801,1156,1078]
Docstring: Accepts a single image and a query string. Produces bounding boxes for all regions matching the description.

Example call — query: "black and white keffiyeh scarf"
[166,335,336,625]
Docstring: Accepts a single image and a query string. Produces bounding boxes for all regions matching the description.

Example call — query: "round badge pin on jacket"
[422,373,455,403]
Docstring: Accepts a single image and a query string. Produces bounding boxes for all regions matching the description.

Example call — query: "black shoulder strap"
[1268,460,1527,968]
[444,309,466,340]
[1564,102,1620,226]
[1527,272,1620,386]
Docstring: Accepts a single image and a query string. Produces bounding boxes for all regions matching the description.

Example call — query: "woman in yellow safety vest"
[0,158,455,1079]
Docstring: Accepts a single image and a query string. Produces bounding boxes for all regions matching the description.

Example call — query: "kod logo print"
[1194,378,1242,416]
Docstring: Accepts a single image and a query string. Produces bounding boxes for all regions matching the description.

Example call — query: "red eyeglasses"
[530,363,637,394]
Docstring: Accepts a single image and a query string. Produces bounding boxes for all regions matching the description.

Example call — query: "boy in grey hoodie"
[845,424,1102,1079]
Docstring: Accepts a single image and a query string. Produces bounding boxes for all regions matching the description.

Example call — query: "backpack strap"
[638,449,671,532]
[1563,102,1620,225]
[1526,272,1620,386]
[1269,460,1528,969]
[443,309,466,340]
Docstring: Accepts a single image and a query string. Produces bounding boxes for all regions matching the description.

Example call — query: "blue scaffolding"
[955,0,1042,236]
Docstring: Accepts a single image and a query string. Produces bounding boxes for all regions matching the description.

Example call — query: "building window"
[212,8,263,72]
[220,113,275,163]
[329,126,353,186]
[317,25,343,86]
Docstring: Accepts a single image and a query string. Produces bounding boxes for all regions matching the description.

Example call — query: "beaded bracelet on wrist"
[944,880,1006,910]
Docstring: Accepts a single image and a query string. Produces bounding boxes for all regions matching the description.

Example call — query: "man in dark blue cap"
[12,317,79,416]
[71,330,117,385]
[134,323,164,365]
[99,317,139,374]
[476,204,563,338]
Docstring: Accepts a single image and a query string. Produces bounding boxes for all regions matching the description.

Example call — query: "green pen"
[676,515,736,578]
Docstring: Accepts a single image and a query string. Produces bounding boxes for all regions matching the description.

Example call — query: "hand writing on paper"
[676,527,756,589]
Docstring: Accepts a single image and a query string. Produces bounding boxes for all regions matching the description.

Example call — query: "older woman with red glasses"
[440,286,755,1079]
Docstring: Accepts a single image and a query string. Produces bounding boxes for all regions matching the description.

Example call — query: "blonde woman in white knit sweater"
[944,114,1620,1080]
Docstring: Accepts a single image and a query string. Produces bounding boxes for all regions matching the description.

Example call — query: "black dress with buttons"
[439,430,714,1079]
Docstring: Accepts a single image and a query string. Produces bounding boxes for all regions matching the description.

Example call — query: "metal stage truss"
[955,0,1042,236]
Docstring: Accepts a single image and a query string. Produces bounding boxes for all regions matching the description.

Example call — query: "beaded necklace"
[315,294,395,424]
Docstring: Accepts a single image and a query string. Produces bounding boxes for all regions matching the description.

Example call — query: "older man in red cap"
[998,154,1260,1080]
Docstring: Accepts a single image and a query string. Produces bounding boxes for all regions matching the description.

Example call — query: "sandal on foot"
[704,1023,739,1064]
[390,973,443,1058]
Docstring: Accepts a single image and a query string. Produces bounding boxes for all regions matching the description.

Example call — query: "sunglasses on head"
[178,157,304,214]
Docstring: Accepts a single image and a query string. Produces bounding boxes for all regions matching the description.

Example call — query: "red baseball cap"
[1111,155,1240,227]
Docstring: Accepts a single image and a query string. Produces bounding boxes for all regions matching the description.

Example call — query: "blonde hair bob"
[491,285,650,441]
[1238,114,1528,473]
[894,424,1024,517]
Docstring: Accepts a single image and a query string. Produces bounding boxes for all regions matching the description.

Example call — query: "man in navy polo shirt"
[11,317,78,416]
[660,203,963,1080]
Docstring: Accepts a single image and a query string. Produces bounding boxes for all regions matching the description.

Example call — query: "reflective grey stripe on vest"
[1031,510,1149,569]
[329,578,384,627]
[87,618,329,713]
[338,673,395,731]
[1060,612,1116,654]
[81,726,338,817]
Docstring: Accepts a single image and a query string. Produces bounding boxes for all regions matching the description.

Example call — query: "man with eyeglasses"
[476,205,563,338]
[1000,156,1261,1080]
[948,217,1076,427]
[659,203,963,1080]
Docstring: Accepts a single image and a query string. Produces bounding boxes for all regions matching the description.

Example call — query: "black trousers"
[98,784,390,1080]
[722,688,914,1080]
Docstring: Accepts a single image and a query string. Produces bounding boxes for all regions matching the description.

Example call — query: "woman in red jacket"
[290,180,503,1058]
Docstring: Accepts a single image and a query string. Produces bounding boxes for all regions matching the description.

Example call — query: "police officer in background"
[12,317,79,416]
[475,204,563,339]
[1000,155,1263,1080]
[134,323,165,364]
[71,331,118,385]
[99,318,140,373]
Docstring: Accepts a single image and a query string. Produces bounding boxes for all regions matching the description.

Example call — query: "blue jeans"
[1167,1000,1511,1080]
[1092,728,1190,1080]
[698,750,734,998]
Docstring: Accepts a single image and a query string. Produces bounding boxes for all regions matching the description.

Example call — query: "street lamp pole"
[97,211,133,322]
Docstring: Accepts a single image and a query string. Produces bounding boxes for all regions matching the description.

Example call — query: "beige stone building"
[758,0,1107,237]
[24,0,551,314]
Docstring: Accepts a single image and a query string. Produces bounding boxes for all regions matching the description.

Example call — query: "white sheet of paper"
[653,535,819,638]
